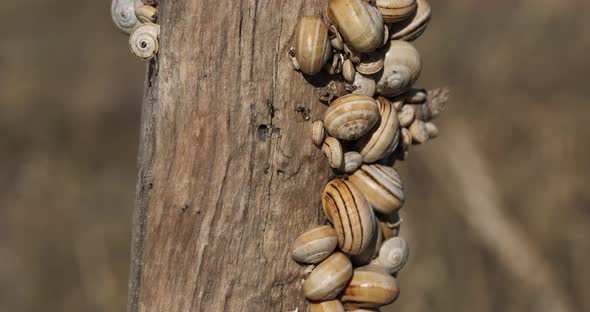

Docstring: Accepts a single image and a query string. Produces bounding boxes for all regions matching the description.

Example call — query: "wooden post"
[127,0,330,311]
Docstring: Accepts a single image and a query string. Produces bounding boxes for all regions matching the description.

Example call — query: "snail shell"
[348,164,405,215]
[327,0,384,53]
[356,97,400,163]
[341,269,400,308]
[129,23,160,60]
[356,53,384,75]
[425,122,439,138]
[390,0,432,41]
[375,41,422,97]
[111,0,141,34]
[376,0,417,24]
[351,73,376,98]
[292,225,338,264]
[405,88,428,103]
[400,127,412,151]
[343,151,363,174]
[398,104,415,128]
[309,300,345,312]
[322,137,345,170]
[379,212,402,239]
[329,25,345,51]
[366,237,409,274]
[350,218,382,266]
[322,179,376,255]
[312,120,327,147]
[303,252,354,301]
[135,5,158,23]
[323,94,380,141]
[408,119,429,144]
[342,59,356,83]
[295,16,333,76]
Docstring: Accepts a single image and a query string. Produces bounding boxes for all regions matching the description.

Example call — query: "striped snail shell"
[323,94,380,141]
[356,97,400,163]
[376,0,417,24]
[129,23,160,60]
[309,300,345,312]
[292,225,338,264]
[390,0,432,41]
[375,41,422,97]
[356,53,384,75]
[379,212,402,239]
[322,137,344,171]
[111,0,141,34]
[365,237,409,274]
[303,252,354,301]
[312,120,327,147]
[294,16,333,76]
[348,164,405,215]
[341,269,400,308]
[322,179,376,255]
[350,218,382,266]
[135,5,158,23]
[343,151,363,174]
[327,0,384,53]
[351,73,376,98]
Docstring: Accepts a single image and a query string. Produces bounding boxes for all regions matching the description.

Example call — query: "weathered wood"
[128,0,331,311]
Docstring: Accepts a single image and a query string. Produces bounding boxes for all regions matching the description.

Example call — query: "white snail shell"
[327,0,384,53]
[351,73,376,98]
[303,252,354,301]
[356,97,400,163]
[322,137,345,171]
[375,41,422,97]
[295,16,333,75]
[312,120,327,147]
[343,151,363,174]
[376,0,417,24]
[398,104,415,128]
[292,225,338,264]
[323,94,380,141]
[322,179,376,255]
[366,237,409,274]
[129,23,160,60]
[309,300,345,312]
[341,269,400,308]
[135,5,158,23]
[390,0,432,41]
[111,0,142,34]
[348,164,405,215]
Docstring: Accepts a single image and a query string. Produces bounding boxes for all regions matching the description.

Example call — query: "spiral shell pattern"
[376,0,417,23]
[376,41,422,97]
[356,97,400,163]
[111,0,141,34]
[303,252,354,301]
[349,164,405,215]
[292,225,338,264]
[342,269,400,308]
[129,23,160,60]
[390,0,432,41]
[368,237,409,274]
[324,94,380,141]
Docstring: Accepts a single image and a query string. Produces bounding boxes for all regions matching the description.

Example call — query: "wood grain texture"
[128,0,331,311]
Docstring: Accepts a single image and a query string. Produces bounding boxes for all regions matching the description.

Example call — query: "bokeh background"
[1,0,588,311]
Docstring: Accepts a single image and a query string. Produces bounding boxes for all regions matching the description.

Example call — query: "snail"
[322,137,345,171]
[342,59,356,83]
[292,225,338,264]
[350,218,382,266]
[378,212,402,240]
[343,151,363,174]
[341,269,400,308]
[322,179,376,255]
[303,252,353,301]
[129,23,160,60]
[323,94,380,141]
[356,97,400,163]
[405,88,428,104]
[111,0,141,34]
[309,300,345,312]
[375,41,422,97]
[348,164,405,215]
[397,104,415,128]
[135,5,158,23]
[292,16,332,76]
[376,0,417,24]
[390,0,432,41]
[408,119,431,144]
[356,53,384,76]
[327,0,384,53]
[364,237,409,274]
[312,120,327,147]
[329,25,345,51]
[351,73,377,98]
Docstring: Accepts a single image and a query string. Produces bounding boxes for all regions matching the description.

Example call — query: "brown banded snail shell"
[111,0,141,34]
[350,218,382,266]
[375,41,422,97]
[129,23,160,60]
[135,4,158,23]
[376,0,417,24]
[356,54,384,75]
[348,164,405,215]
[322,137,345,170]
[365,237,409,274]
[341,269,400,308]
[327,0,384,53]
[323,94,380,141]
[309,300,345,312]
[303,252,354,301]
[351,73,377,98]
[292,225,338,264]
[390,0,432,41]
[356,97,400,163]
[294,16,333,76]
[322,179,376,255]
[343,151,363,174]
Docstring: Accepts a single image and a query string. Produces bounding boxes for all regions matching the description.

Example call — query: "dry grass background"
[0,0,588,311]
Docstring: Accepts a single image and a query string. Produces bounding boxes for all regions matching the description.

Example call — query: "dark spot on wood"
[295,106,311,121]
[257,124,270,141]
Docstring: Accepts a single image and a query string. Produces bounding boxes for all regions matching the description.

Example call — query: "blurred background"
[0,0,588,311]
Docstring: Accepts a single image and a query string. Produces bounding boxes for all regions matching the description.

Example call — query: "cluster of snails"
[111,0,160,60]
[291,0,448,311]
